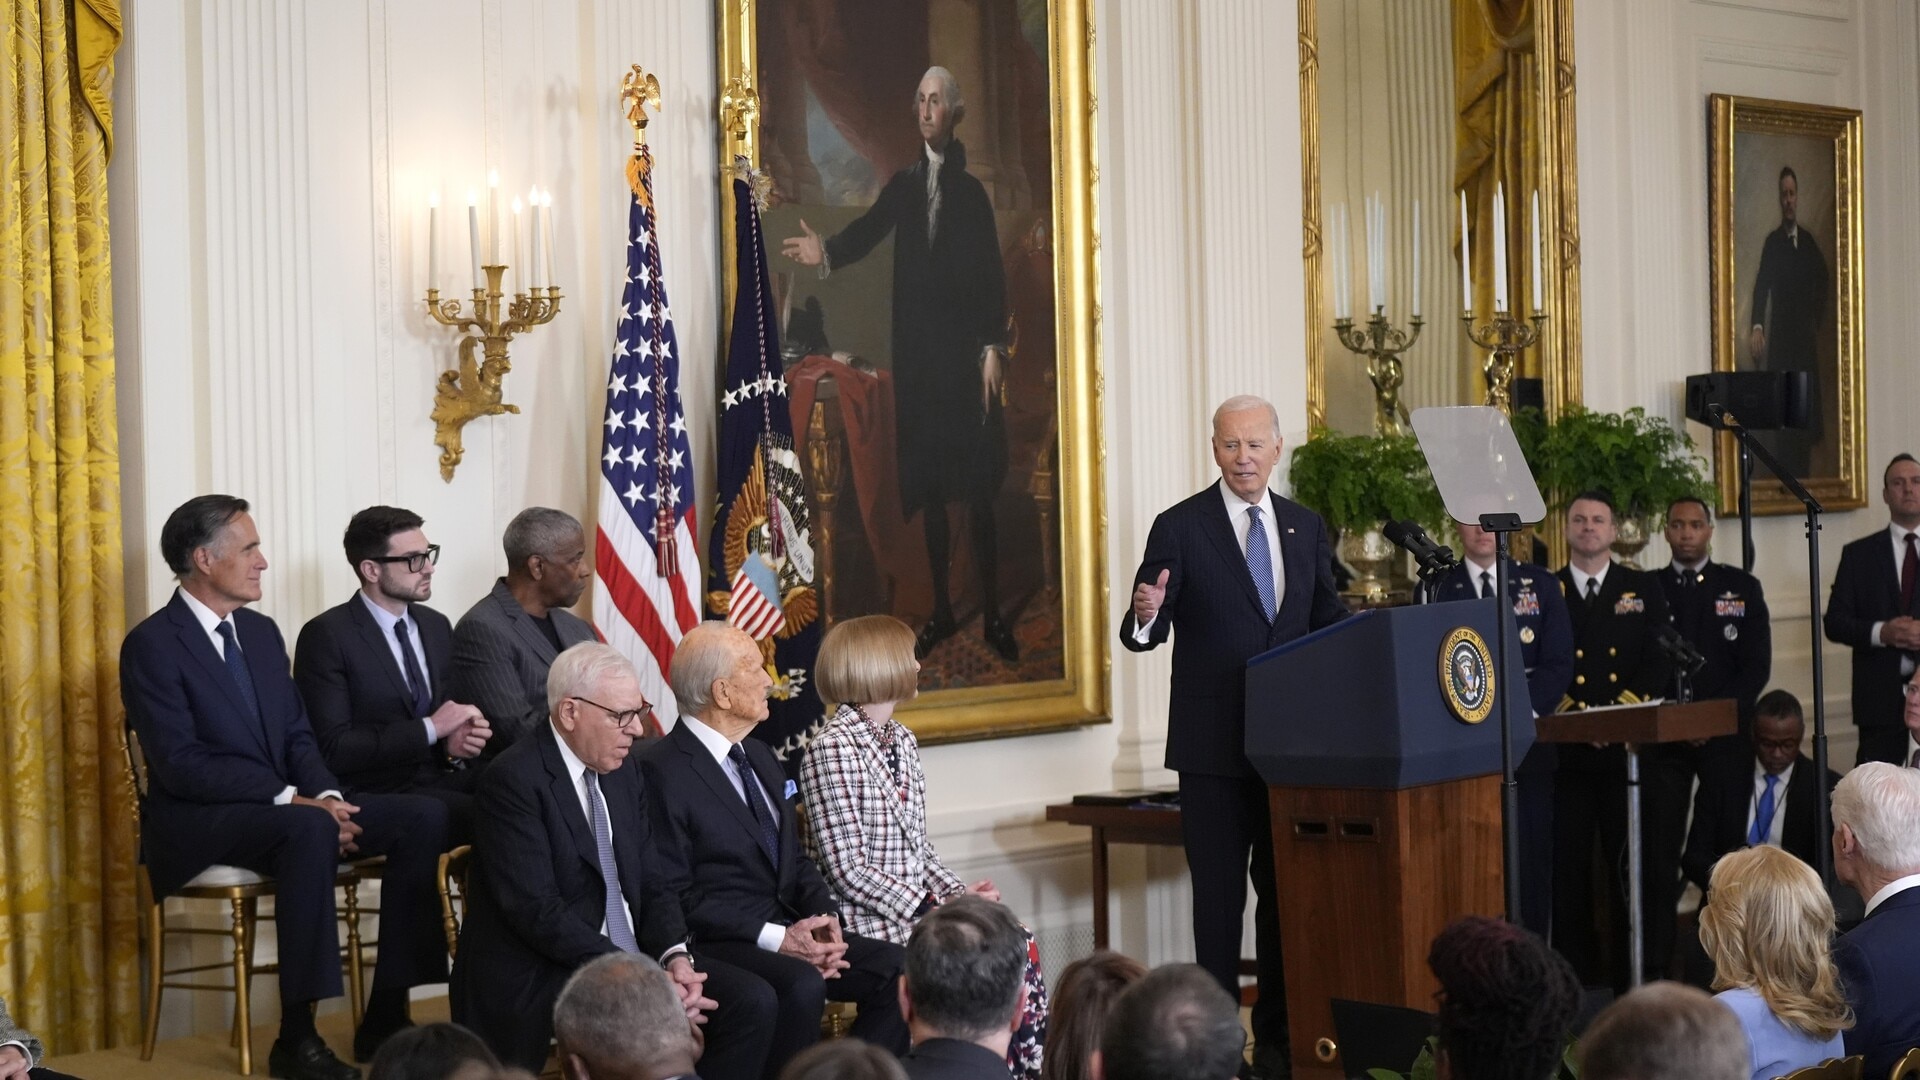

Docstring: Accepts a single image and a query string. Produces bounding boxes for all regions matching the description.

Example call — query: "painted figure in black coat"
[781,67,1017,663]
[1748,165,1829,475]
[1823,454,1920,765]
[1119,396,1348,1072]
[1830,763,1920,1079]
[1552,492,1676,989]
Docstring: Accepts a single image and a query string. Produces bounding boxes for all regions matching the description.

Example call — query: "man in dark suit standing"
[899,896,1030,1080]
[1748,165,1829,476]
[1420,521,1574,937]
[1552,491,1675,988]
[121,496,452,1078]
[643,622,910,1073]
[295,506,491,838]
[452,641,770,1078]
[1823,454,1920,765]
[1119,395,1348,1074]
[448,507,598,754]
[1660,497,1771,734]
[1681,690,1835,893]
[1830,763,1920,1078]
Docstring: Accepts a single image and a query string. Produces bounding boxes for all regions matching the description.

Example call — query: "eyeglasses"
[1904,682,1920,700]
[369,544,441,573]
[572,695,654,733]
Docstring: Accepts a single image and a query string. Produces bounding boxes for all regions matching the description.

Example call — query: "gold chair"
[126,729,366,1075]
[1889,1047,1920,1080]
[436,845,472,959]
[1777,1056,1864,1080]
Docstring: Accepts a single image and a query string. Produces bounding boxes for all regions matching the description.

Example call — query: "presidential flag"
[591,141,701,719]
[706,160,823,775]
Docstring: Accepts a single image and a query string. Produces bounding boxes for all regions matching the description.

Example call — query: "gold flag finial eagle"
[621,65,661,144]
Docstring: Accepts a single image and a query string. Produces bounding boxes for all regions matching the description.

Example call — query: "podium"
[1244,601,1532,1079]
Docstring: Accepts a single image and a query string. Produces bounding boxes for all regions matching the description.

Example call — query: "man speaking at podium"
[1120,395,1348,1077]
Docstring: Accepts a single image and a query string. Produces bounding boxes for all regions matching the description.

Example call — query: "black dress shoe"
[983,616,1020,662]
[352,1017,412,1064]
[268,1034,360,1080]
[915,613,958,659]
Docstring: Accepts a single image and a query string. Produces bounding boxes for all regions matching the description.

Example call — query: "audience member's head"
[552,953,698,1080]
[501,506,589,609]
[668,621,772,733]
[160,494,264,612]
[900,895,1028,1049]
[1093,963,1245,1080]
[1040,950,1148,1080]
[343,504,435,599]
[366,1022,500,1080]
[1904,668,1920,748]
[815,615,920,709]
[1579,982,1748,1080]
[1750,690,1805,777]
[1831,762,1920,896]
[1565,490,1618,562]
[1699,845,1851,1042]
[778,1039,908,1080]
[1426,916,1580,1080]
[547,643,653,774]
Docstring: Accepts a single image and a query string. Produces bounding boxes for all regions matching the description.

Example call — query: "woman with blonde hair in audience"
[1697,845,1852,1080]
[800,614,1049,1079]
[1040,951,1148,1080]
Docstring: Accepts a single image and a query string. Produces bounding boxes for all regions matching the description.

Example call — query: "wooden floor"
[42,997,452,1080]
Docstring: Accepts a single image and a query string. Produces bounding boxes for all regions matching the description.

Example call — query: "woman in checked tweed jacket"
[800,615,1049,1079]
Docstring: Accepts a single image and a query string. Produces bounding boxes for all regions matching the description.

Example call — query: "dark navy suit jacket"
[121,591,343,895]
[1120,485,1348,778]
[294,594,456,793]
[1834,884,1920,1077]
[1824,530,1913,732]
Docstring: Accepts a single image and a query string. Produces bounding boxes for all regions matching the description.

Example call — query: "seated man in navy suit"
[642,622,910,1076]
[1830,762,1920,1078]
[120,496,452,1079]
[1681,690,1837,895]
[295,505,492,840]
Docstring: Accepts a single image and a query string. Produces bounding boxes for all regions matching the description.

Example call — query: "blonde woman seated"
[800,615,1049,1079]
[1697,845,1852,1080]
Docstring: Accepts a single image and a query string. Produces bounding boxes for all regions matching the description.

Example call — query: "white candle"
[1365,194,1381,314]
[466,189,481,292]
[1531,190,1544,313]
[1410,199,1422,318]
[427,191,439,291]
[1492,182,1509,313]
[528,187,543,290]
[487,170,501,265]
[541,190,555,287]
[1331,203,1348,320]
[510,197,523,296]
[1459,191,1472,316]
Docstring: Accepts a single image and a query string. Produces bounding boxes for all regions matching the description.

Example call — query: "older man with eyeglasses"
[453,641,775,1078]
[295,505,492,840]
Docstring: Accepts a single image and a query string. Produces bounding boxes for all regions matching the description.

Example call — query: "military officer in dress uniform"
[1419,522,1574,937]
[1553,491,1676,990]
[1659,496,1772,734]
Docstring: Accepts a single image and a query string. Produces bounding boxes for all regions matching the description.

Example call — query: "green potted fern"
[1525,406,1713,563]
[1288,430,1446,602]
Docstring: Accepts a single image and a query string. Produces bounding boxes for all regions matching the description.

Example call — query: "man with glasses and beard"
[296,506,491,838]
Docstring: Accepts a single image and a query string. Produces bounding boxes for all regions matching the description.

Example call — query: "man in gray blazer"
[447,507,598,755]
[2,997,74,1080]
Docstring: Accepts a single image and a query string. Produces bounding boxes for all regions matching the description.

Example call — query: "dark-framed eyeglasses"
[572,695,654,733]
[1903,682,1920,700]
[369,544,441,573]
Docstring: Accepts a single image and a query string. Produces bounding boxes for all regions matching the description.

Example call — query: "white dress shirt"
[357,592,439,745]
[548,721,687,964]
[1745,761,1793,849]
[1864,873,1920,918]
[677,714,791,952]
[1464,555,1497,598]
[1568,562,1610,600]
[1871,524,1920,677]
[176,587,340,806]
[1133,480,1285,643]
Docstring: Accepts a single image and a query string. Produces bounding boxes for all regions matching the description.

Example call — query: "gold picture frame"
[1707,95,1866,516]
[716,0,1107,744]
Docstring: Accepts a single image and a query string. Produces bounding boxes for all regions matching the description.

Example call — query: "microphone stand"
[1708,405,1831,886]
[1479,511,1526,923]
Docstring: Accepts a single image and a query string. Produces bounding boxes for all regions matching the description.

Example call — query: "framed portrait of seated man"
[715,0,1105,742]
[1708,94,1866,514]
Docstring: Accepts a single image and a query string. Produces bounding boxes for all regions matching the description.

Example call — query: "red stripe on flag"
[667,510,699,630]
[596,526,678,676]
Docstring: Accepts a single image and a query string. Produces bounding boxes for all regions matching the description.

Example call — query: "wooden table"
[1044,791,1182,950]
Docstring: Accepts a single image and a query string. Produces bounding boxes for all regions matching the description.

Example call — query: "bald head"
[668,622,773,737]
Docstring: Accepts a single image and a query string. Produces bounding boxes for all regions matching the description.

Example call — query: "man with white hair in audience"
[1829,761,1920,1077]
[553,953,702,1080]
[1578,982,1749,1080]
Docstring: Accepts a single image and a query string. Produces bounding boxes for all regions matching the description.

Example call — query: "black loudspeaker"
[1513,377,1545,413]
[1684,371,1810,430]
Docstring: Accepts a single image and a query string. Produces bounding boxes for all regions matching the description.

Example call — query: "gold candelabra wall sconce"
[423,177,563,481]
[1464,309,1547,414]
[1333,309,1424,437]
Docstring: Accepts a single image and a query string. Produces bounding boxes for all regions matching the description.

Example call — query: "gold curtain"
[0,0,137,1055]
[1455,0,1543,378]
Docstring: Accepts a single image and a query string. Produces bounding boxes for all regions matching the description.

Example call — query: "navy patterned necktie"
[216,620,262,721]
[728,743,781,867]
[392,617,433,719]
[584,771,640,953]
[1245,506,1276,622]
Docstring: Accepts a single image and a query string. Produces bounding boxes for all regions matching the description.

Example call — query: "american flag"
[591,143,701,718]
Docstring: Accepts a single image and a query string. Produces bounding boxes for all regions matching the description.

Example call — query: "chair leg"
[231,896,254,1075]
[343,881,364,1029]
[141,899,164,1061]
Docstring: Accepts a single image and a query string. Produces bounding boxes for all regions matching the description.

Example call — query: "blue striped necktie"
[1245,506,1276,622]
[585,771,640,952]
[1748,773,1778,847]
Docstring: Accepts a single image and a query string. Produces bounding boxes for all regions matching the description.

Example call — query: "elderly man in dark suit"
[642,622,910,1075]
[1119,394,1349,1075]
[452,641,769,1077]
[295,506,491,838]
[1830,762,1920,1077]
[120,495,451,1078]
[448,507,598,754]
[1823,453,1920,765]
